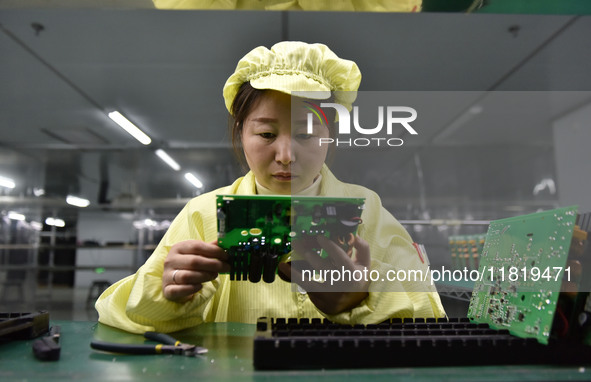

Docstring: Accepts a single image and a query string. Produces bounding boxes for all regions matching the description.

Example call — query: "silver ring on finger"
[172,269,180,284]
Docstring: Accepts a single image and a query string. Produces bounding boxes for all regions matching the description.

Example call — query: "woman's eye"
[295,133,313,140]
[258,132,276,139]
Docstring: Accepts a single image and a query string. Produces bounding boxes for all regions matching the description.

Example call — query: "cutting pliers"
[90,331,207,357]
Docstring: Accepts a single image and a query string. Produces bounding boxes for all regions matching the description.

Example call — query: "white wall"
[553,101,591,213]
[75,211,136,288]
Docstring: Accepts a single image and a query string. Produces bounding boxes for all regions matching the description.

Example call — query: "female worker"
[96,41,445,333]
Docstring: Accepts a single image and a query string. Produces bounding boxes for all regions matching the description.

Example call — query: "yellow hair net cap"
[223,41,361,113]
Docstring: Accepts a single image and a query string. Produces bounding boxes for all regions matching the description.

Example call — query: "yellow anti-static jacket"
[152,0,423,12]
[96,165,446,333]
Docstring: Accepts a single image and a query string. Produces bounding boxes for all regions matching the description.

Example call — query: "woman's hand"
[278,235,371,315]
[162,240,230,302]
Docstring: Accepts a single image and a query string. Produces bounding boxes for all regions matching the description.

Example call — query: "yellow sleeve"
[322,182,446,324]
[95,195,221,334]
[153,0,422,12]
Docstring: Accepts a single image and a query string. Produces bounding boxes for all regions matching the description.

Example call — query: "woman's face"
[241,90,329,195]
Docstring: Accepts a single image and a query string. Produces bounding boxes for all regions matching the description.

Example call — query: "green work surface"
[422,0,591,14]
[1,320,591,381]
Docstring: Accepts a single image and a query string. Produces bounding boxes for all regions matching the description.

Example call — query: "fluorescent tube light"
[108,111,152,145]
[433,105,483,141]
[184,172,203,188]
[155,149,181,171]
[0,175,15,189]
[66,195,90,207]
[133,218,170,230]
[45,217,65,227]
[8,211,25,221]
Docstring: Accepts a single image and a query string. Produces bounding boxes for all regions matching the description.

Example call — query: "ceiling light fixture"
[108,111,152,145]
[8,211,25,221]
[30,221,43,231]
[533,178,556,196]
[0,175,16,189]
[184,173,203,188]
[45,217,65,227]
[155,149,181,171]
[144,219,157,227]
[433,105,484,141]
[66,195,90,207]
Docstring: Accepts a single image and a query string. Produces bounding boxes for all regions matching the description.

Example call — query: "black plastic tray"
[0,311,50,341]
[253,317,591,369]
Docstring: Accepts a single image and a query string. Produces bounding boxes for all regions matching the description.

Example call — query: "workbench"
[1,320,590,381]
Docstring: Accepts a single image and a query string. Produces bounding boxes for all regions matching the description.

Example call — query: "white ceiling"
[1,8,590,222]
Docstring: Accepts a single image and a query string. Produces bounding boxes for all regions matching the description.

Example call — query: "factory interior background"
[1,1,590,320]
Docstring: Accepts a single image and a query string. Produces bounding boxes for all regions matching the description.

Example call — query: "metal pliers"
[90,331,207,357]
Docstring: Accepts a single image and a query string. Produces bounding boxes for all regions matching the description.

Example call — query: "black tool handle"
[33,336,61,361]
[90,340,164,355]
[144,331,180,345]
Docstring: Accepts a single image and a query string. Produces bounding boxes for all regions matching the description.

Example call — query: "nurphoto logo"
[307,102,418,147]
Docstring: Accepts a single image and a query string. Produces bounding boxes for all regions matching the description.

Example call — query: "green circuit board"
[468,206,578,344]
[216,195,365,282]
[449,233,487,271]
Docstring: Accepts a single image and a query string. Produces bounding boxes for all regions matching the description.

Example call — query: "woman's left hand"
[277,235,370,315]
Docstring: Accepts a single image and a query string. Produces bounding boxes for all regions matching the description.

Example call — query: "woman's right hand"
[162,240,230,302]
